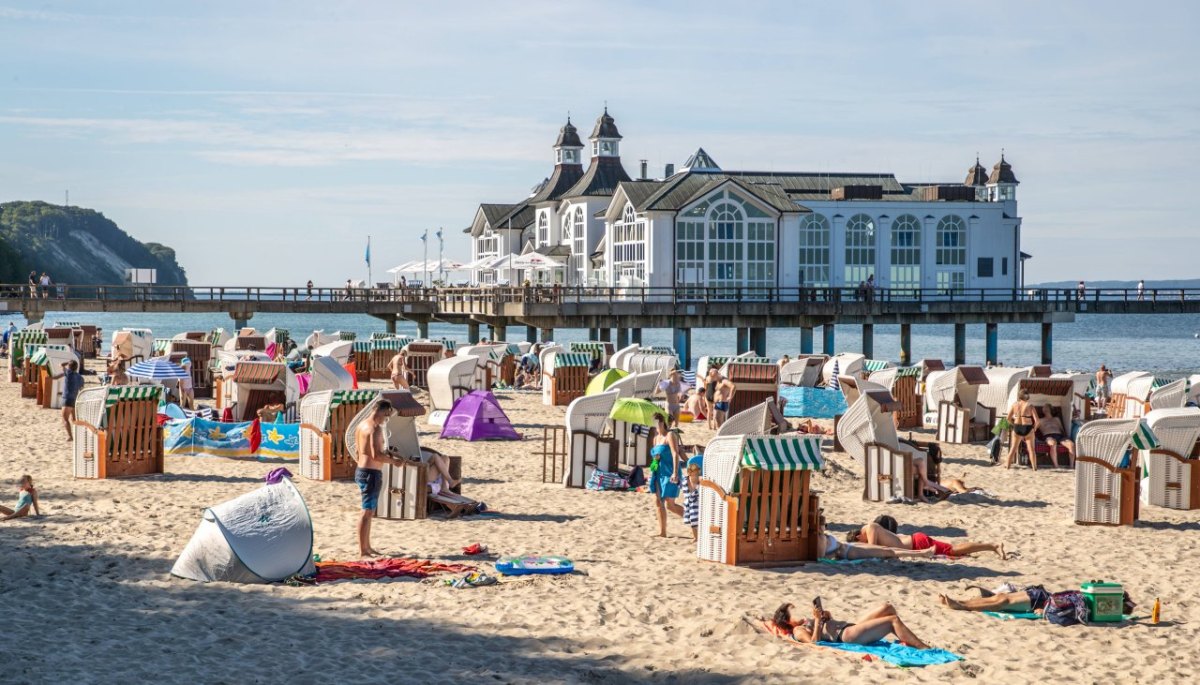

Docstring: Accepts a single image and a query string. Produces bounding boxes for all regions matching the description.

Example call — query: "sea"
[8,310,1200,378]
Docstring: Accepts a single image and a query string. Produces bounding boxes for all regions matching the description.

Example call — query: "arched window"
[537,213,548,246]
[622,203,635,225]
[844,213,876,285]
[936,215,966,292]
[889,214,922,294]
[798,214,830,288]
[561,213,572,242]
[612,203,645,283]
[674,189,775,297]
[707,201,745,286]
[571,206,586,284]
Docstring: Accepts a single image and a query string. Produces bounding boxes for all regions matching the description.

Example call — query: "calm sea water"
[9,311,1200,377]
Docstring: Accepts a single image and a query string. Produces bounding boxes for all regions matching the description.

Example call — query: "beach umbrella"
[609,398,667,426]
[586,368,629,396]
[509,252,565,270]
[829,360,841,393]
[127,357,190,381]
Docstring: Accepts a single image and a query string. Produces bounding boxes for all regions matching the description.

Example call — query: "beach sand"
[2,360,1199,684]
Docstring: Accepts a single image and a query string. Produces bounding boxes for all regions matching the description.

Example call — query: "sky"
[1,1,1197,286]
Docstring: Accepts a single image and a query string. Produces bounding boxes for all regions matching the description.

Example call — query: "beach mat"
[983,611,1140,622]
[312,558,474,583]
[816,640,963,667]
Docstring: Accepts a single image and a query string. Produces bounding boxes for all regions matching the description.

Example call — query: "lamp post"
[437,227,444,284]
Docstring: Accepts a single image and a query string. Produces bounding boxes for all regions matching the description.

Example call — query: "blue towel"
[816,640,962,667]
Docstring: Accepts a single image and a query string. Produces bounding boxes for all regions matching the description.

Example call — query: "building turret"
[986,152,1018,201]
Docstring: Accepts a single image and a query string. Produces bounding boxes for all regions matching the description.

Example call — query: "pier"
[5,284,1200,367]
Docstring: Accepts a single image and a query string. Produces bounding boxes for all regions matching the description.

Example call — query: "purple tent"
[439,390,521,441]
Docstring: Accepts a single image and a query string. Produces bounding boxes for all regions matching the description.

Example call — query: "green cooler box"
[1081,581,1124,622]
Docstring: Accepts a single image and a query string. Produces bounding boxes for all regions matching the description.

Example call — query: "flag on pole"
[421,230,428,243]
[365,236,371,266]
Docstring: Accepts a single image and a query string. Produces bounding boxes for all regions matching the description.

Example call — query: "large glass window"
[889,214,922,296]
[798,214,830,288]
[844,213,876,286]
[571,207,586,285]
[612,203,646,284]
[476,229,498,284]
[537,213,548,246]
[936,215,967,293]
[673,189,776,298]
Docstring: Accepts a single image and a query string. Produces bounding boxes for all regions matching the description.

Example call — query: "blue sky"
[1,1,1196,285]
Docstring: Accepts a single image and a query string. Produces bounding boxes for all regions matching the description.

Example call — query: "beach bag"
[586,469,629,492]
[986,436,1001,463]
[626,466,646,489]
[1044,590,1089,626]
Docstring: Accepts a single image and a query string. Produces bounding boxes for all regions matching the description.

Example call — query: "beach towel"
[983,611,1139,622]
[815,641,962,667]
[313,558,473,583]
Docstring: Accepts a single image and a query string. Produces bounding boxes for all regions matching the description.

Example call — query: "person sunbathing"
[1034,405,1075,468]
[2,475,40,521]
[938,585,1053,614]
[107,357,130,386]
[771,600,929,649]
[816,516,934,561]
[846,520,1007,559]
[256,403,285,423]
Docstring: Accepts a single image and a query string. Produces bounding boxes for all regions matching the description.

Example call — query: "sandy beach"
[3,359,1199,684]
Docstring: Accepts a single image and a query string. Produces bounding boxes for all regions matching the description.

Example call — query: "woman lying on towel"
[770,599,930,649]
[846,520,1008,560]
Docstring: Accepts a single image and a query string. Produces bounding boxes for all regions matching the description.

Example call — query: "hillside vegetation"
[0,201,188,286]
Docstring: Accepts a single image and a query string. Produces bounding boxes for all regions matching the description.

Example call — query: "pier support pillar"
[749,327,767,357]
[230,310,254,332]
[417,321,430,339]
[467,323,480,344]
[489,323,507,342]
[736,328,750,355]
[631,328,643,346]
[588,328,599,340]
[23,309,44,326]
[673,328,692,370]
[1040,323,1053,365]
[800,326,814,355]
[598,328,612,342]
[615,327,629,349]
[861,324,874,360]
[954,324,966,365]
[525,325,537,344]
[899,324,912,366]
[540,328,554,343]
[822,324,835,355]
[985,323,999,366]
[384,317,397,335]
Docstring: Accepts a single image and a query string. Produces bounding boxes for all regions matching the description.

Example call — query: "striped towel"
[1131,420,1159,450]
[681,370,696,389]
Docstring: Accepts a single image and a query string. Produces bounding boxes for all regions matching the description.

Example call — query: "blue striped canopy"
[127,358,190,380]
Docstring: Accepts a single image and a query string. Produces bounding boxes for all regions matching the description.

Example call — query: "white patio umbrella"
[509,253,565,270]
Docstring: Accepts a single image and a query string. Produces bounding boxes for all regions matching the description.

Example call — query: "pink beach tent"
[438,390,521,441]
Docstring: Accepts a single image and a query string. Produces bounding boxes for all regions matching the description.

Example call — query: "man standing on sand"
[712,375,736,428]
[386,350,410,389]
[52,361,85,441]
[1094,364,1112,410]
[352,401,411,557]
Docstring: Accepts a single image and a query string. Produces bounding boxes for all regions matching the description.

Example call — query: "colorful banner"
[164,418,299,459]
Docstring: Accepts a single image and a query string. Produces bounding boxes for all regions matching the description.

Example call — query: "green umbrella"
[586,368,629,396]
[609,398,668,426]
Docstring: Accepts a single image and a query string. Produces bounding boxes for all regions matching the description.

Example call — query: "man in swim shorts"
[353,401,413,557]
[712,376,736,428]
[847,520,1007,559]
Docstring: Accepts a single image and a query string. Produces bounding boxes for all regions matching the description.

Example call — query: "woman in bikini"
[771,600,929,649]
[703,368,720,429]
[386,351,410,390]
[1004,389,1037,469]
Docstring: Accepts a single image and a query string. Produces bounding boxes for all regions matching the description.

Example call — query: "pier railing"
[2,283,1198,307]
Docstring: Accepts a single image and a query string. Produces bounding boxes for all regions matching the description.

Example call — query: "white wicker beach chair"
[1148,379,1187,412]
[1074,418,1142,526]
[563,390,619,488]
[822,353,864,384]
[299,389,378,481]
[1142,408,1200,510]
[427,355,478,419]
[72,386,164,479]
[608,343,639,372]
[715,400,772,437]
[978,367,1030,426]
[1107,371,1151,418]
[836,391,938,501]
[538,345,564,405]
[780,356,826,387]
[932,366,991,443]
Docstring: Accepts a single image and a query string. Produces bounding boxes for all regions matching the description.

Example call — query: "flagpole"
[366,235,372,286]
[422,229,429,287]
[438,227,444,284]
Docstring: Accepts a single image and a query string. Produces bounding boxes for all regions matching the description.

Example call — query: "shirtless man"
[938,585,1054,614]
[385,350,410,389]
[1034,404,1075,468]
[712,376,736,428]
[847,520,1007,559]
[1003,389,1036,469]
[1094,364,1112,411]
[353,401,413,557]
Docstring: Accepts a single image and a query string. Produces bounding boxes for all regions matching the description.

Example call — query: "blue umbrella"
[127,357,190,380]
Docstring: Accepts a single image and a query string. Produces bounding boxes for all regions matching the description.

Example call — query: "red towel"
[313,558,473,583]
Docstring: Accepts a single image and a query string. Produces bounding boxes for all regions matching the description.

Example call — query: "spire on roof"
[964,154,989,186]
[590,108,622,140]
[554,117,582,149]
[681,147,721,173]
[987,151,1019,185]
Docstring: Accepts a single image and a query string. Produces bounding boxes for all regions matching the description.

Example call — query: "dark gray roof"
[682,147,720,172]
[530,163,585,204]
[616,181,665,209]
[965,158,989,186]
[535,245,572,258]
[988,154,1019,184]
[562,156,632,199]
[589,108,622,139]
[554,118,583,148]
[480,204,517,226]
[629,173,803,214]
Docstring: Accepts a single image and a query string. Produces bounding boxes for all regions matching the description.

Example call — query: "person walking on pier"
[305,280,313,301]
[1137,279,1145,301]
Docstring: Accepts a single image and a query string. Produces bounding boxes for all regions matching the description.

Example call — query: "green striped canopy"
[438,338,457,351]
[330,389,377,410]
[569,342,607,360]
[395,336,415,347]
[705,356,732,368]
[554,353,592,368]
[894,366,923,377]
[352,341,372,353]
[25,346,47,366]
[863,359,891,372]
[336,331,357,341]
[370,332,394,340]
[642,346,675,356]
[54,321,81,328]
[506,343,522,356]
[373,339,403,351]
[741,436,825,471]
[105,385,163,407]
[728,357,773,366]
[209,328,227,346]
[1131,420,1160,450]
[1150,377,1171,390]
[153,339,171,352]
